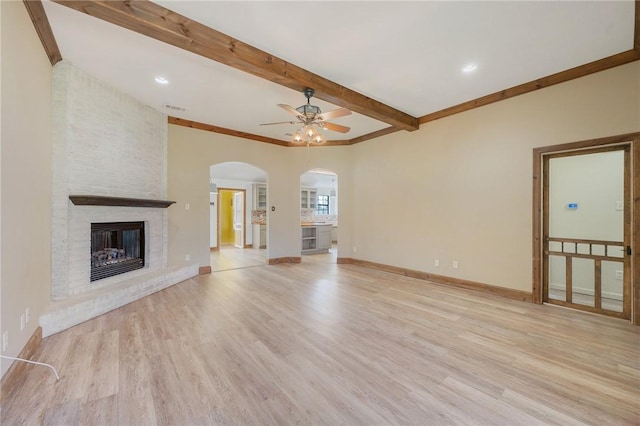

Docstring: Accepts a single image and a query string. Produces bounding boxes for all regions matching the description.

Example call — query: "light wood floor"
[211,245,268,272]
[2,260,639,425]
[211,245,337,272]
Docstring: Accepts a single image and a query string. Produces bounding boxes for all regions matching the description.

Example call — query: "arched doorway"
[210,162,268,271]
[300,169,338,263]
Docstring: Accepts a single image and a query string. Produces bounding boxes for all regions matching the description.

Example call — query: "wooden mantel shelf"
[69,195,175,208]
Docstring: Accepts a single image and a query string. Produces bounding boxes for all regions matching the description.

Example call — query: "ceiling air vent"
[162,104,186,112]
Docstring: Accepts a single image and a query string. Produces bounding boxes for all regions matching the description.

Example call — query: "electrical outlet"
[185,254,191,261]
[453,260,459,269]
[353,246,357,253]
[434,259,440,267]
[25,307,30,324]
[20,314,25,331]
[2,331,8,352]
[185,203,191,211]
[615,270,623,280]
[615,201,623,211]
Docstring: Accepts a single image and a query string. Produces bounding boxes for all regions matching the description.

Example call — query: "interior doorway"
[544,147,629,318]
[209,162,268,272]
[300,169,338,261]
[533,133,639,324]
[218,188,246,248]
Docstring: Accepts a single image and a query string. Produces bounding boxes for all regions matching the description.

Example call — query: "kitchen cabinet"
[301,224,332,254]
[253,184,267,209]
[300,188,317,209]
[317,226,331,249]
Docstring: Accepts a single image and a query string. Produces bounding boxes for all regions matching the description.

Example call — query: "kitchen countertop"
[301,222,334,226]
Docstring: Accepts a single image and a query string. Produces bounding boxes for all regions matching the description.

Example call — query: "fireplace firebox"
[91,222,145,281]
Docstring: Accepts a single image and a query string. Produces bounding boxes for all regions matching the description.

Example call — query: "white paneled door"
[233,191,244,248]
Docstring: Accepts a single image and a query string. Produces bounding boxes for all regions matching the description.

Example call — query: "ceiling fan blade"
[278,104,303,118]
[316,107,351,121]
[259,121,298,126]
[321,121,351,133]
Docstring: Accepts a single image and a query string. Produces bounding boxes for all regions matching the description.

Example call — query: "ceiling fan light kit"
[260,88,352,144]
[292,125,326,145]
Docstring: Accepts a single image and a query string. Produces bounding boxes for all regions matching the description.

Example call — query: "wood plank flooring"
[2,259,639,425]
[211,244,336,272]
[211,246,268,272]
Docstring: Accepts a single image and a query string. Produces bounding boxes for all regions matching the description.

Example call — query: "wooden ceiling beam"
[23,0,62,66]
[52,0,419,132]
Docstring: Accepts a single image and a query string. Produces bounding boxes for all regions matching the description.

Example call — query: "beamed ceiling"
[26,0,640,147]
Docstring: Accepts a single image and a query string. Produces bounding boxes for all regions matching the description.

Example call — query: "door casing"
[543,146,629,318]
[532,133,639,324]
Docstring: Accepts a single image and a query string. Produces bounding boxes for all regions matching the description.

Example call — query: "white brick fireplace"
[41,62,197,336]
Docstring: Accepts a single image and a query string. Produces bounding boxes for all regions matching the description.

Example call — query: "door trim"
[532,132,639,324]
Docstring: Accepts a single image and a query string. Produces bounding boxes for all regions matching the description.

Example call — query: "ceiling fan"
[260,88,351,143]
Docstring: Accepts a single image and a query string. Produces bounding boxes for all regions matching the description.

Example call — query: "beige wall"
[167,63,638,293]
[1,1,53,376]
[351,62,639,292]
[167,128,354,267]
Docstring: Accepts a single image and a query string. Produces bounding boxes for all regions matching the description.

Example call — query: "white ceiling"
[42,0,634,144]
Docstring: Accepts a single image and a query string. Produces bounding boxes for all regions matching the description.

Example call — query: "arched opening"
[300,168,338,263]
[209,162,268,271]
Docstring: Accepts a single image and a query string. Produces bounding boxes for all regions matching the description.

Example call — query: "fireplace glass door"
[91,222,145,281]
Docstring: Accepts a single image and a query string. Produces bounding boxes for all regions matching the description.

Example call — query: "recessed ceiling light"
[154,76,169,85]
[462,63,478,74]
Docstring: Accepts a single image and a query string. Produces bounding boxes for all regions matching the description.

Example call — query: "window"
[316,195,329,215]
